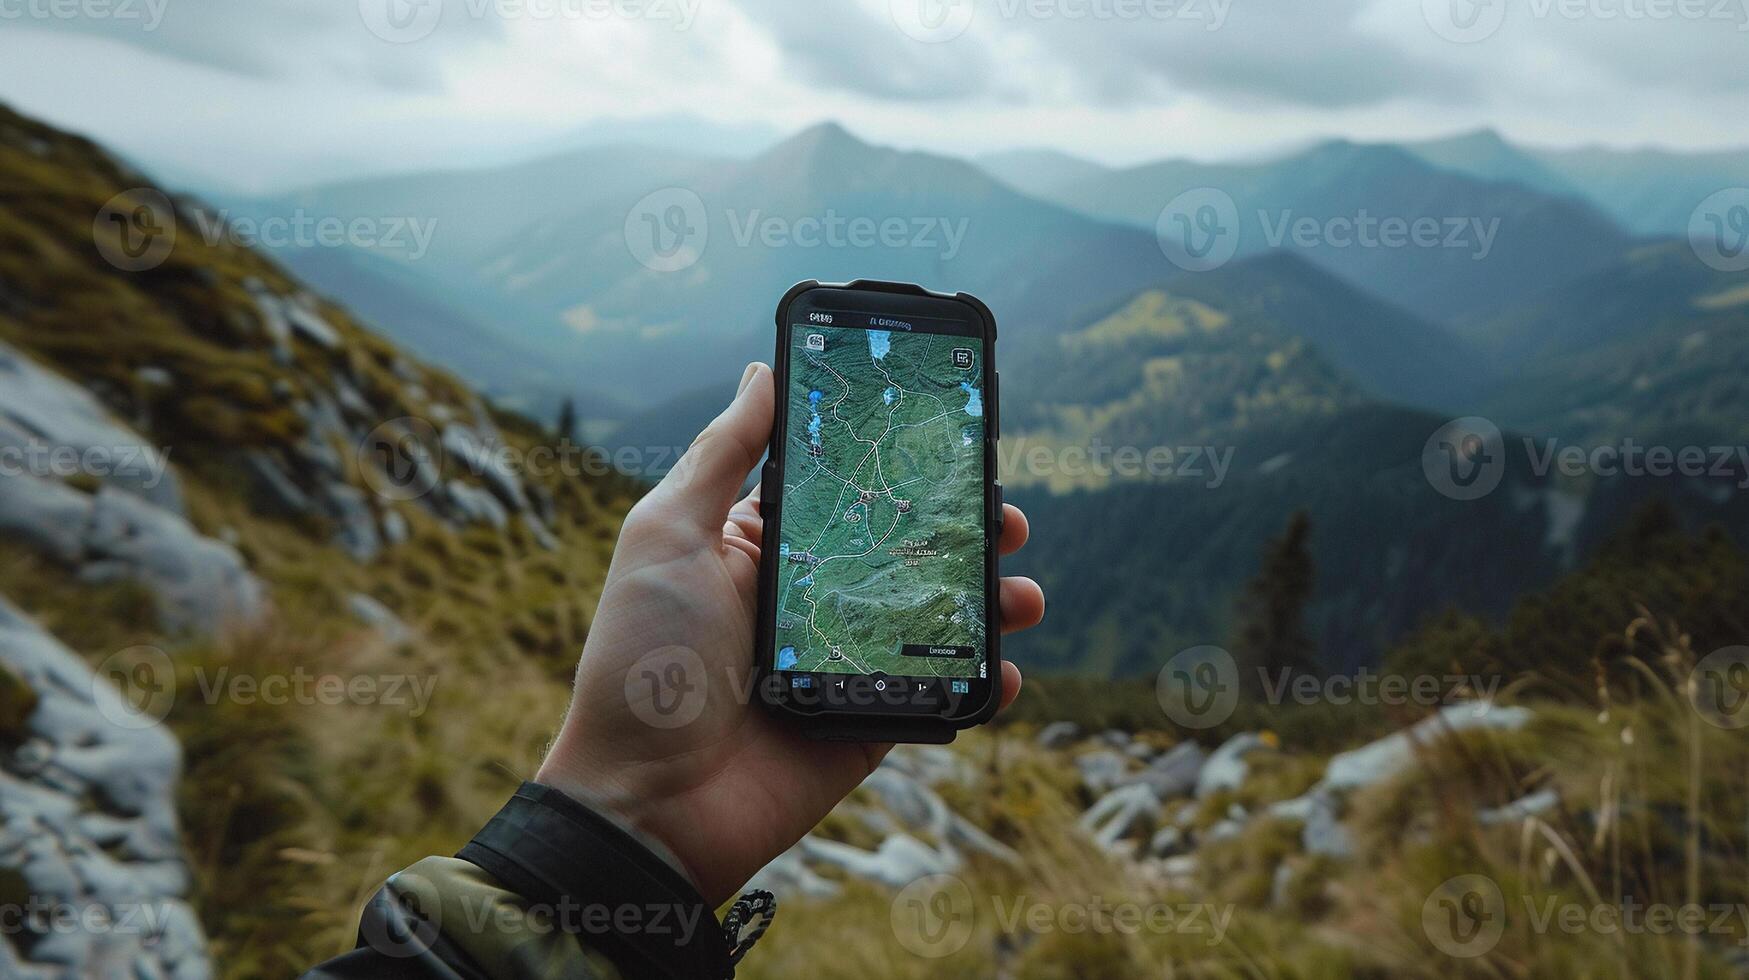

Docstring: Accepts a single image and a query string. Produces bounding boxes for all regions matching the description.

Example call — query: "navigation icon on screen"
[806,333,826,352]
[951,348,973,369]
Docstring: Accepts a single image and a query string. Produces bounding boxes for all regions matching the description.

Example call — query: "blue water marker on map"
[809,389,822,407]
[777,646,798,669]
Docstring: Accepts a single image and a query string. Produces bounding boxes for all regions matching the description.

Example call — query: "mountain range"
[189,117,1749,675]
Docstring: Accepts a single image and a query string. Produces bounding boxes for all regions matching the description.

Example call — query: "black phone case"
[753,279,1004,743]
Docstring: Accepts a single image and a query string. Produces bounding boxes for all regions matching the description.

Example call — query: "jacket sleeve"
[302,782,737,980]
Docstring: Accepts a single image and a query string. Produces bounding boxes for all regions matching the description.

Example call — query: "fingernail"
[736,362,759,397]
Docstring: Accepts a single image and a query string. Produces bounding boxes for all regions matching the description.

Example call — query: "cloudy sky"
[1,0,1744,192]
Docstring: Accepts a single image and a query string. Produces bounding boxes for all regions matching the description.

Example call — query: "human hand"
[536,362,1045,905]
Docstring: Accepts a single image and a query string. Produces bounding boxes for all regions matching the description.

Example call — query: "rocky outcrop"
[0,595,210,980]
[0,342,266,634]
[748,745,1016,900]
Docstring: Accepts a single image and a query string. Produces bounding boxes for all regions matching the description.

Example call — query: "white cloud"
[0,0,1742,194]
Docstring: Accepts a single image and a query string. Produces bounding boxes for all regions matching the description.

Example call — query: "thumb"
[649,362,773,534]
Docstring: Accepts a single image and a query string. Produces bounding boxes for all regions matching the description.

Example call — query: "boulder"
[1120,740,1205,801]
[1478,788,1559,827]
[1075,749,1131,796]
[324,484,381,563]
[0,340,183,514]
[443,425,528,513]
[1035,720,1080,749]
[746,842,841,900]
[82,487,267,633]
[1322,702,1531,794]
[799,833,957,889]
[1079,783,1158,850]
[346,593,413,647]
[1195,733,1272,799]
[0,595,211,979]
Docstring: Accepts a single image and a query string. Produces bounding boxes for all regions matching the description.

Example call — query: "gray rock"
[243,452,310,516]
[346,593,413,647]
[0,595,211,979]
[1035,720,1080,749]
[1478,788,1559,827]
[1195,733,1272,799]
[324,484,381,562]
[1079,783,1158,850]
[799,833,958,888]
[0,470,91,563]
[1322,702,1532,794]
[82,487,266,633]
[1075,749,1131,796]
[381,509,410,546]
[446,480,508,530]
[285,298,341,349]
[1303,802,1353,858]
[1121,740,1205,801]
[0,340,183,513]
[1203,818,1245,844]
[443,425,527,513]
[1270,863,1298,908]
[1099,729,1132,749]
[1148,825,1187,858]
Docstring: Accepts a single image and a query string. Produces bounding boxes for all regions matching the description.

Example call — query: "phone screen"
[771,308,988,694]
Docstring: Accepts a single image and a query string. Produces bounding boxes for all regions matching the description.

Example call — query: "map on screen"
[773,322,986,679]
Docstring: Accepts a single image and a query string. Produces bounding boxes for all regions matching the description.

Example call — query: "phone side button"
[993,481,1004,533]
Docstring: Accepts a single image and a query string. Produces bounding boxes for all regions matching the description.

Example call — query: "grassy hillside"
[0,102,642,974]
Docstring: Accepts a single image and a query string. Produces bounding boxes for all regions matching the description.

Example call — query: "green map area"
[774,323,987,679]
